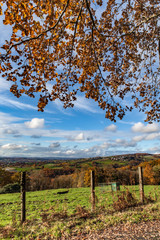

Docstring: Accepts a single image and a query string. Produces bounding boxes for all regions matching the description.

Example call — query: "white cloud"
[75,133,84,141]
[66,149,76,155]
[1,143,23,150]
[67,132,85,141]
[0,112,22,124]
[54,95,100,114]
[115,139,136,148]
[0,95,37,110]
[0,77,36,111]
[148,146,160,152]
[133,135,145,142]
[132,122,145,132]
[102,141,113,148]
[52,150,61,154]
[49,142,60,148]
[115,139,125,144]
[132,122,160,133]
[3,129,19,135]
[97,138,136,153]
[145,133,160,140]
[25,118,45,129]
[0,77,11,92]
[105,124,117,132]
[118,120,136,125]
[74,96,99,113]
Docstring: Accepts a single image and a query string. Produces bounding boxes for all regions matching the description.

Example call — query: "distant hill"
[1,153,159,170]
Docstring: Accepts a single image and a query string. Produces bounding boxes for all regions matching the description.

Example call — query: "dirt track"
[67,220,160,240]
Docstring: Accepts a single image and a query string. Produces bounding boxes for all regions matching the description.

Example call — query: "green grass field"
[0,185,160,239]
[0,185,159,227]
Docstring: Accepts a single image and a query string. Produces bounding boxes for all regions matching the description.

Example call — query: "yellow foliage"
[143,164,155,185]
[84,169,91,187]
[0,0,159,122]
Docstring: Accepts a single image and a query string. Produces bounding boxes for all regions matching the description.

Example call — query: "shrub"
[113,190,138,211]
[0,182,20,194]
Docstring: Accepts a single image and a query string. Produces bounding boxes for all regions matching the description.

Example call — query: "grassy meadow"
[0,185,160,239]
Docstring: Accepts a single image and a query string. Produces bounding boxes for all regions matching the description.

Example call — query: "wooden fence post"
[138,166,144,204]
[91,170,95,211]
[21,171,26,223]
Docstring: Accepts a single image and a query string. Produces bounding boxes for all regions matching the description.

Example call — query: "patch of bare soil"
[65,220,160,240]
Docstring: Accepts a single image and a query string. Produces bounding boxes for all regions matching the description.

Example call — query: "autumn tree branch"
[91,27,114,103]
[0,0,70,60]
[67,2,84,78]
[1,0,160,121]
[119,12,160,39]
[85,0,98,31]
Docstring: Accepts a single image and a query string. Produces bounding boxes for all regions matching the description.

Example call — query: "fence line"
[21,171,26,223]
[138,166,144,203]
[19,167,145,222]
[91,170,95,211]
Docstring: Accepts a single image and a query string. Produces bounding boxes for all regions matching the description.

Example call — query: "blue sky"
[0,75,160,158]
[0,2,160,158]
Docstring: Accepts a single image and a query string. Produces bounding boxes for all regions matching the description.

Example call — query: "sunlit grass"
[0,185,160,239]
[0,185,160,227]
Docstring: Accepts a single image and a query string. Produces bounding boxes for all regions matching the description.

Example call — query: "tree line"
[1,158,160,193]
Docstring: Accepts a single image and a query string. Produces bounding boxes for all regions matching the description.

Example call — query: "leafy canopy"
[0,0,160,122]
